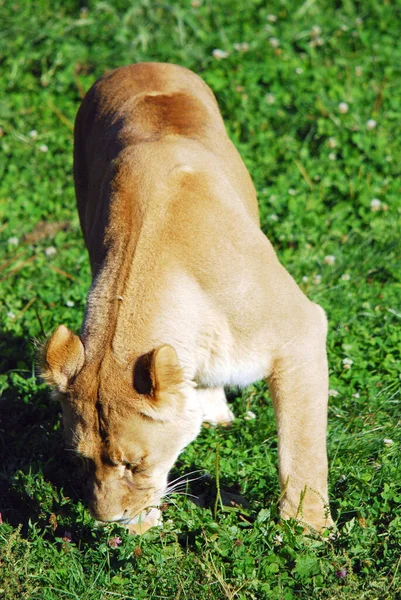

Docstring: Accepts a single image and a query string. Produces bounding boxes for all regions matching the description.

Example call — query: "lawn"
[1,1,401,598]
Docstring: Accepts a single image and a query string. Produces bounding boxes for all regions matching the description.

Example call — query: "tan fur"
[42,63,332,531]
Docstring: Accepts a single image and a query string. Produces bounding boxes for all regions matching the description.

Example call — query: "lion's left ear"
[134,345,183,397]
[40,325,85,392]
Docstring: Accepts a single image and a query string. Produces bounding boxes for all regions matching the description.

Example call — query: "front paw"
[280,497,334,533]
[203,406,235,427]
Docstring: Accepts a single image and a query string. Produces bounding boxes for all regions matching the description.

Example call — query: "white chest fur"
[194,323,271,388]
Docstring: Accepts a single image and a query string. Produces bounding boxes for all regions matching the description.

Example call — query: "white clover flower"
[45,246,57,257]
[295,67,303,75]
[66,300,75,308]
[212,49,229,60]
[233,42,249,52]
[324,255,336,265]
[274,534,283,545]
[355,65,362,77]
[329,389,339,397]
[265,93,275,104]
[370,198,382,212]
[315,37,324,46]
[39,144,48,152]
[341,24,349,32]
[329,152,337,161]
[270,214,279,222]
[244,410,256,420]
[311,25,322,36]
[7,236,19,246]
[302,276,309,283]
[7,311,16,320]
[313,274,322,284]
[328,137,337,149]
[366,119,377,130]
[29,130,38,139]
[338,102,349,114]
[341,273,351,281]
[353,392,360,398]
[267,14,277,22]
[288,188,296,196]
[343,358,353,370]
[383,438,394,446]
[269,37,280,48]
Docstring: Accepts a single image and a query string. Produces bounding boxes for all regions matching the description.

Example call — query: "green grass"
[1,0,401,598]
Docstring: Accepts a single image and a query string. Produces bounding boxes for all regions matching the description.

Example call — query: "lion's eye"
[123,460,144,473]
[125,462,140,472]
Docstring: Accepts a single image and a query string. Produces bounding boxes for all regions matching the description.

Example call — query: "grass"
[1,0,401,598]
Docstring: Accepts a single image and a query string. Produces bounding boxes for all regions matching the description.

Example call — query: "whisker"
[167,469,205,486]
[165,481,193,493]
[162,496,180,510]
[166,474,207,492]
[165,484,194,496]
[153,472,206,500]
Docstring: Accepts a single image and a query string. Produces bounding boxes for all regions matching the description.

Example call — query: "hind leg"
[268,303,333,531]
[198,388,235,426]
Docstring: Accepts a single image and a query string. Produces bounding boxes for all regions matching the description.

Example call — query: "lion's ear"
[134,345,183,397]
[40,325,85,392]
[151,345,183,393]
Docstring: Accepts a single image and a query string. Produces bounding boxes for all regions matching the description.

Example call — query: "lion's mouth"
[118,507,162,534]
[118,506,160,525]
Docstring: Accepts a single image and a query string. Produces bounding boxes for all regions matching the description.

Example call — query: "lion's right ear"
[40,325,85,392]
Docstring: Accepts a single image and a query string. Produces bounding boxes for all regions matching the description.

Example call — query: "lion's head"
[41,325,202,524]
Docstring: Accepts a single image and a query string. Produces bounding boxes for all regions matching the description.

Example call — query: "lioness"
[42,63,332,531]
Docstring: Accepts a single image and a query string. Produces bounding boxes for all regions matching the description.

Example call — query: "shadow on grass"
[0,330,90,539]
[168,461,255,550]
